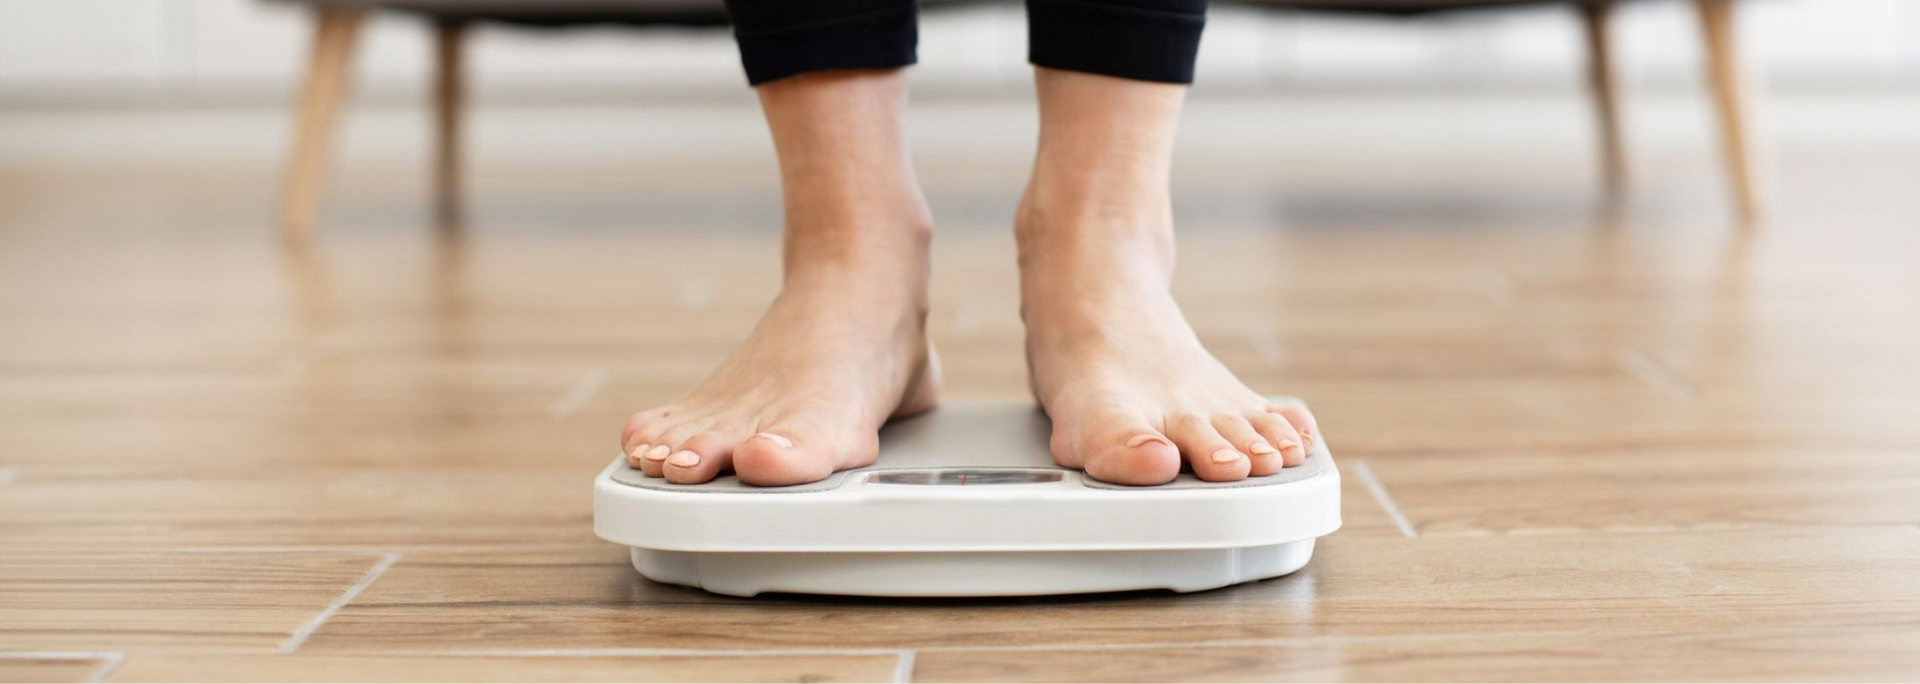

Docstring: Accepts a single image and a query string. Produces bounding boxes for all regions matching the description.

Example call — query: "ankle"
[785,212,931,261]
[780,223,932,338]
[1014,196,1175,287]
[781,184,934,277]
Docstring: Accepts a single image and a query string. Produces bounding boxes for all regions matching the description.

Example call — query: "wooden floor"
[3,96,1919,682]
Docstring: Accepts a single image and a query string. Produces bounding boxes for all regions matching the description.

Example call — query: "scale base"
[597,398,1339,598]
[632,541,1316,598]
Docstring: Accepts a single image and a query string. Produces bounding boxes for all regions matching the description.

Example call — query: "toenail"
[1300,431,1315,447]
[1125,434,1171,449]
[1274,439,1300,451]
[667,451,700,468]
[753,432,794,449]
[1248,442,1277,455]
[1210,448,1246,464]
[644,445,670,462]
[628,443,650,458]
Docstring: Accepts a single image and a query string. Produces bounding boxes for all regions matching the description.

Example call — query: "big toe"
[1070,417,1182,486]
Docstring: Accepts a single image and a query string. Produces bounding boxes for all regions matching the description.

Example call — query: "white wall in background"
[1,0,1917,100]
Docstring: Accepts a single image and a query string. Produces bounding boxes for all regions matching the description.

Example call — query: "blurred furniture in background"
[273,0,1769,239]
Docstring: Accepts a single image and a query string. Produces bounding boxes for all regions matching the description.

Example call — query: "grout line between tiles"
[380,644,1186,659]
[170,548,399,556]
[0,652,126,684]
[904,623,1915,654]
[401,648,911,658]
[1351,459,1417,538]
[892,650,917,683]
[927,636,1500,654]
[277,551,402,654]
[548,367,611,421]
[1615,347,1696,399]
[85,652,126,684]
[380,623,1890,660]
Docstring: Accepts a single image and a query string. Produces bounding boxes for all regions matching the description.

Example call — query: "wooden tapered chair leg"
[1580,1,1628,210]
[278,5,366,241]
[431,19,468,232]
[1695,0,1771,225]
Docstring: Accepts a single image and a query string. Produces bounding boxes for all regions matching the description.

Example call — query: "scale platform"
[594,398,1340,597]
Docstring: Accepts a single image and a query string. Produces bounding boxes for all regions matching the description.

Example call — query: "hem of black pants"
[1027,0,1206,84]
[734,7,919,86]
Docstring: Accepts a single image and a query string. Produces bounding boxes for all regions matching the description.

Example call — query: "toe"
[1215,414,1281,476]
[1064,404,1182,485]
[662,429,741,485]
[640,423,699,478]
[1168,413,1251,482]
[638,444,671,477]
[1249,410,1306,468]
[624,414,674,477]
[1079,430,1181,486]
[1269,404,1320,455]
[732,421,839,487]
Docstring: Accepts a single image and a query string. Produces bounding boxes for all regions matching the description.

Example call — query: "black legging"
[723,0,1208,86]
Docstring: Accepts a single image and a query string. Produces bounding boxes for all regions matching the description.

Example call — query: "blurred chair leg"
[1581,0,1627,212]
[278,5,366,241]
[432,19,468,233]
[1696,0,1771,226]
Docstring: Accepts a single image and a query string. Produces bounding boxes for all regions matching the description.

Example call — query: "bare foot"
[1014,68,1317,486]
[620,252,938,486]
[621,69,941,486]
[1017,204,1316,485]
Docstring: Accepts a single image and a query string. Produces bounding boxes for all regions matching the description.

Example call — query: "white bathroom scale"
[593,397,1340,598]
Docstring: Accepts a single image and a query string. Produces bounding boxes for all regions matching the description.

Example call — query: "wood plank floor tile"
[0,379,610,470]
[1275,378,1920,458]
[0,417,610,470]
[1367,448,1920,535]
[297,527,1920,652]
[0,653,118,684]
[0,553,386,651]
[105,653,899,683]
[909,625,1920,682]
[0,469,599,552]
